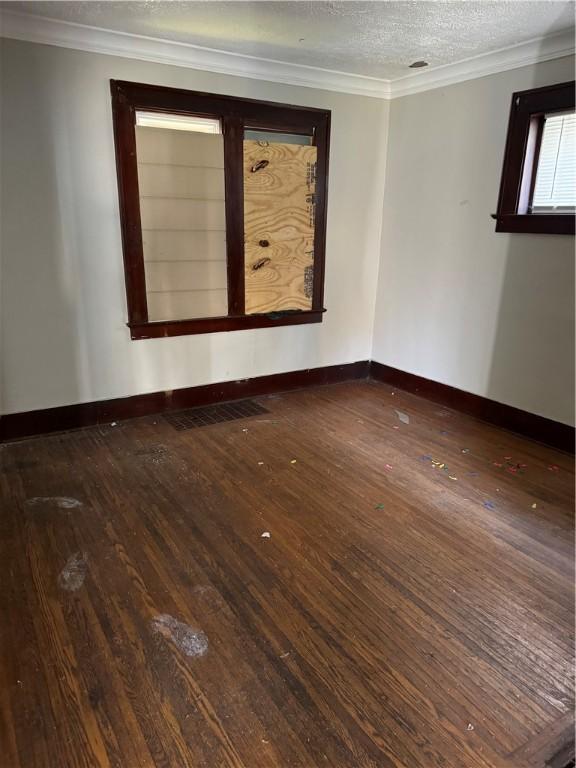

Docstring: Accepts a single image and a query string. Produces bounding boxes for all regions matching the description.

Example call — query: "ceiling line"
[0,10,573,100]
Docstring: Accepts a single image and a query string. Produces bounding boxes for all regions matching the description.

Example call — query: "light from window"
[532,112,576,212]
[135,112,221,134]
[244,129,312,146]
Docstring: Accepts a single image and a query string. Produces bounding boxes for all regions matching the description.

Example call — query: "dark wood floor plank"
[0,380,573,767]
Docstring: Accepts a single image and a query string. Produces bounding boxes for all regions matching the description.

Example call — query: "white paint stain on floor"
[151,614,208,658]
[395,410,410,425]
[58,552,88,591]
[25,497,82,509]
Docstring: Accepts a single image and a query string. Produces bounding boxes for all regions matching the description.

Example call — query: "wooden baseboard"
[1,359,573,453]
[505,712,575,768]
[369,361,575,454]
[0,361,370,441]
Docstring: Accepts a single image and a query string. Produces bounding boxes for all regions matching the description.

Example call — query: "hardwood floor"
[0,380,573,768]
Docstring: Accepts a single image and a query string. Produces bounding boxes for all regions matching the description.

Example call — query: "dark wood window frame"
[494,80,575,235]
[111,80,331,339]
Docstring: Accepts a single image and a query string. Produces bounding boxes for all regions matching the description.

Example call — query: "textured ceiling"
[3,1,575,79]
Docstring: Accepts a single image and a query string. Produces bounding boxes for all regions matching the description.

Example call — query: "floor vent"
[163,399,269,430]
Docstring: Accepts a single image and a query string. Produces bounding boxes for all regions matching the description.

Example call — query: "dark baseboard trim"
[505,712,574,768]
[0,361,370,442]
[1,359,573,453]
[369,361,575,454]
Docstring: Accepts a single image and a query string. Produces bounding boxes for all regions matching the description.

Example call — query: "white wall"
[372,56,575,426]
[0,38,389,414]
[2,38,574,427]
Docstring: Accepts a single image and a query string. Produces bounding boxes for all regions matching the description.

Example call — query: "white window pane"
[532,112,576,211]
[136,111,221,134]
[136,124,228,321]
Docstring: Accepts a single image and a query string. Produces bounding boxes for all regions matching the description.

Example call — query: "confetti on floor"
[492,457,527,475]
[424,457,460,480]
[531,503,538,509]
[261,531,271,539]
[290,459,297,464]
[483,501,496,510]
[384,464,393,471]
[375,503,385,510]
[395,410,410,425]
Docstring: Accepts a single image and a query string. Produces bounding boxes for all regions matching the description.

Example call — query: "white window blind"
[532,112,576,211]
[135,112,221,134]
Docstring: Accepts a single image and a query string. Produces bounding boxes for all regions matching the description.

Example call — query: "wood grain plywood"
[243,140,317,314]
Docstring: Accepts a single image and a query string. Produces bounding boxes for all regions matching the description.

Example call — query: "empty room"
[0,1,574,766]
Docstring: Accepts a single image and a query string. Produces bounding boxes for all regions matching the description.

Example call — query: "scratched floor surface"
[0,380,573,768]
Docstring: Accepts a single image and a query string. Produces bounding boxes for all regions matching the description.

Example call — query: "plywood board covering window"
[136,126,228,321]
[244,140,317,314]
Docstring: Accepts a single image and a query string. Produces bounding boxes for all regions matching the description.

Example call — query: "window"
[494,81,575,235]
[532,113,576,212]
[111,81,330,339]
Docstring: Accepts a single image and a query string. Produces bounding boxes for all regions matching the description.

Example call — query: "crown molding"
[0,10,391,98]
[0,9,573,101]
[389,28,575,98]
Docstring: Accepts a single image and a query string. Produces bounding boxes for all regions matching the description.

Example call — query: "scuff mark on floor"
[134,444,170,465]
[151,614,208,658]
[26,497,82,509]
[58,552,88,591]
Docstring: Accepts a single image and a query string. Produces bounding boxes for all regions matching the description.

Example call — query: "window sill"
[128,309,326,340]
[493,213,575,235]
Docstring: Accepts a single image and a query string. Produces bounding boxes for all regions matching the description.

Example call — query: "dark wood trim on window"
[494,212,575,235]
[494,80,575,235]
[111,85,149,323]
[128,309,325,339]
[312,116,330,310]
[110,80,331,339]
[222,115,245,316]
